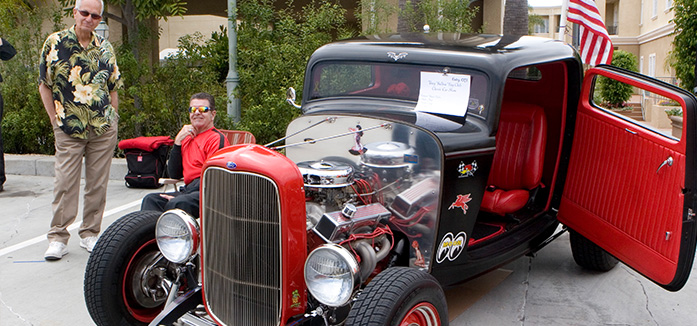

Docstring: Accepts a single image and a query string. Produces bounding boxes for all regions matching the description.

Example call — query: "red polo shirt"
[180,128,229,184]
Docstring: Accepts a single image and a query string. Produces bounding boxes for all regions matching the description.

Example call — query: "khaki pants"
[47,123,118,244]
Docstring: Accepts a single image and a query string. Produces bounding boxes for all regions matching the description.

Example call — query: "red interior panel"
[503,62,569,211]
[482,102,547,215]
[559,110,684,284]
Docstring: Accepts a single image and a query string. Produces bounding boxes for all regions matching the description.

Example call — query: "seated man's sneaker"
[80,236,98,253]
[44,242,68,260]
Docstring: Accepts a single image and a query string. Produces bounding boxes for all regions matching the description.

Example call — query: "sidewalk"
[0,174,156,326]
[4,153,128,181]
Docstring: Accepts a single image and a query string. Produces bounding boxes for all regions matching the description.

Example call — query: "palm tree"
[503,0,529,36]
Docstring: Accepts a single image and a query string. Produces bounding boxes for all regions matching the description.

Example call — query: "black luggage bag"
[118,136,174,188]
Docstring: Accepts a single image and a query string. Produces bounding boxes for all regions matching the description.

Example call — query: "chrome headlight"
[304,244,359,307]
[156,209,200,264]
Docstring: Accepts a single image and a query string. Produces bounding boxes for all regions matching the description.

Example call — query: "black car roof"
[302,34,582,153]
[306,33,579,81]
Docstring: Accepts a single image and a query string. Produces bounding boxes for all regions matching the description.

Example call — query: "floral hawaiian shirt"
[39,25,123,139]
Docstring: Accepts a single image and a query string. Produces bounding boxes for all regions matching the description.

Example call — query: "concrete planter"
[650,104,676,129]
[669,115,683,138]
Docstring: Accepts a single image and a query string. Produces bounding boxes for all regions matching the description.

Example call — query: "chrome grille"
[201,167,281,326]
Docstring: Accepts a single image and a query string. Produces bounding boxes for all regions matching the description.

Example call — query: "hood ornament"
[387,51,408,61]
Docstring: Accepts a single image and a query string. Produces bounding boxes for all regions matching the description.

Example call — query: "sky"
[528,0,564,7]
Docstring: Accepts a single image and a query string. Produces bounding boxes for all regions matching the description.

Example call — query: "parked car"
[84,33,697,326]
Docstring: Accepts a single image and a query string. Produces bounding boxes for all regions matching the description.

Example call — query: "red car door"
[558,65,697,291]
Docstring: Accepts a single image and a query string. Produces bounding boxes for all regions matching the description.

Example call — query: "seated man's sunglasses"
[189,106,212,113]
[77,9,102,20]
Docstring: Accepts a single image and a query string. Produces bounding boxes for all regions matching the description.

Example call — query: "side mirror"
[286,87,301,109]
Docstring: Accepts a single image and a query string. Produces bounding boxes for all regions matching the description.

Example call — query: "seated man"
[141,92,230,217]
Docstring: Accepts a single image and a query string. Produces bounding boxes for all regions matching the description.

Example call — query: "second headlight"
[156,209,200,264]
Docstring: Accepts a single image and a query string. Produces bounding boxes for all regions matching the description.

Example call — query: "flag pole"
[558,0,569,41]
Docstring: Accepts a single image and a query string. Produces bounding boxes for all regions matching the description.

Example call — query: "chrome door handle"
[656,156,674,174]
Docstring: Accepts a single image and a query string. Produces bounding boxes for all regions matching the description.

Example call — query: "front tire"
[569,229,619,272]
[84,210,178,326]
[346,267,448,326]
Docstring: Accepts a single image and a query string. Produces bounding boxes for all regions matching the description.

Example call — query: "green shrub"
[400,0,479,33]
[598,50,638,108]
[0,1,65,154]
[0,0,353,154]
[2,0,483,154]
[234,0,354,144]
[665,107,683,117]
[357,0,399,34]
[115,33,230,150]
[115,0,354,148]
[671,0,697,90]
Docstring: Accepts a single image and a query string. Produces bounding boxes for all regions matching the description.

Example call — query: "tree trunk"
[503,0,529,36]
[120,0,161,137]
[122,0,139,61]
[398,0,421,33]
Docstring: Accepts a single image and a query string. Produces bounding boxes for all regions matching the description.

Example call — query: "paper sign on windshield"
[414,72,471,117]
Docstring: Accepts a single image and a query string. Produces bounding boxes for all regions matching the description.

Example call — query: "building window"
[640,56,644,74]
[666,0,672,10]
[648,54,656,77]
[534,19,549,34]
[653,0,658,18]
[640,0,644,25]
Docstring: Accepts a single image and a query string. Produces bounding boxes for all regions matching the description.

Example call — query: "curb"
[4,154,128,181]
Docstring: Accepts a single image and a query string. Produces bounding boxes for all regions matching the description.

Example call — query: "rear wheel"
[84,210,181,325]
[346,267,448,326]
[569,229,619,272]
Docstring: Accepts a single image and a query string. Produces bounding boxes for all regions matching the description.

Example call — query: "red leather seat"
[481,102,547,215]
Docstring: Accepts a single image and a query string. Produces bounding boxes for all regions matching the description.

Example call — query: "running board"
[527,225,568,257]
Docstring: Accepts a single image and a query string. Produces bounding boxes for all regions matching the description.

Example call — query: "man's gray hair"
[75,0,105,15]
[191,92,216,111]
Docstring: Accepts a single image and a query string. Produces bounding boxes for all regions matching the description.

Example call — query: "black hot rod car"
[84,33,697,326]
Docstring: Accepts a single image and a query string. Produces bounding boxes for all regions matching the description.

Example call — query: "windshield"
[283,115,442,271]
[308,61,490,120]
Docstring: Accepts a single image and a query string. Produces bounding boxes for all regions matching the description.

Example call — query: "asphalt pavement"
[1,154,696,326]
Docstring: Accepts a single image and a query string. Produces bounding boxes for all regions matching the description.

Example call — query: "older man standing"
[38,0,122,260]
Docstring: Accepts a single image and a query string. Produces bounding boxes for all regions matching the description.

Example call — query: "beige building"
[158,15,228,59]
[531,0,676,80]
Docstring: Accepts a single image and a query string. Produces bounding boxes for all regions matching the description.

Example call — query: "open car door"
[558,65,697,291]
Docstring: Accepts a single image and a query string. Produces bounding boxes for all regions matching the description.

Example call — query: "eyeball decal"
[436,231,467,263]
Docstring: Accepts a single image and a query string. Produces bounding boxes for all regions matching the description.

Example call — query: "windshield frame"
[306,60,491,121]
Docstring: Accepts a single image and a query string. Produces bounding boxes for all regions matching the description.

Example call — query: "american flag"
[567,0,614,66]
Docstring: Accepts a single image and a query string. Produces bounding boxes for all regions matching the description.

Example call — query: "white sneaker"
[44,242,68,260]
[80,236,99,253]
